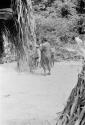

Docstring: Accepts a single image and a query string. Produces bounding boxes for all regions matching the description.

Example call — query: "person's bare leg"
[47,62,51,75]
[43,65,47,75]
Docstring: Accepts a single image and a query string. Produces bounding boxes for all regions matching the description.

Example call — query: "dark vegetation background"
[1,0,85,63]
[32,0,85,61]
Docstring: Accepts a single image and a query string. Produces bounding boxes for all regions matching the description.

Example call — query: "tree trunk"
[56,63,85,125]
[12,0,36,71]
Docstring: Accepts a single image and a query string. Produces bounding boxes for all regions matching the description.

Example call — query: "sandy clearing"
[0,61,82,125]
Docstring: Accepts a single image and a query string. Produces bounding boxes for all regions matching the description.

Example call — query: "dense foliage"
[32,0,85,44]
[32,0,85,61]
[1,0,85,63]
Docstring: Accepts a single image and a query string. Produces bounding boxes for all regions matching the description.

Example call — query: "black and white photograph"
[0,0,85,125]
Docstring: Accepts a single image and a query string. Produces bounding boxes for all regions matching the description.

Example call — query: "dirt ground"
[0,61,82,125]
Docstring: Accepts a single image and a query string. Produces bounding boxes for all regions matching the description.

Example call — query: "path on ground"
[0,62,82,125]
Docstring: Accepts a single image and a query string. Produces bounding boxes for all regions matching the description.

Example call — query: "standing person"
[36,45,41,67]
[40,38,52,75]
[34,45,41,67]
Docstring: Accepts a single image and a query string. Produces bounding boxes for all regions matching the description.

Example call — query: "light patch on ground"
[0,61,82,125]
